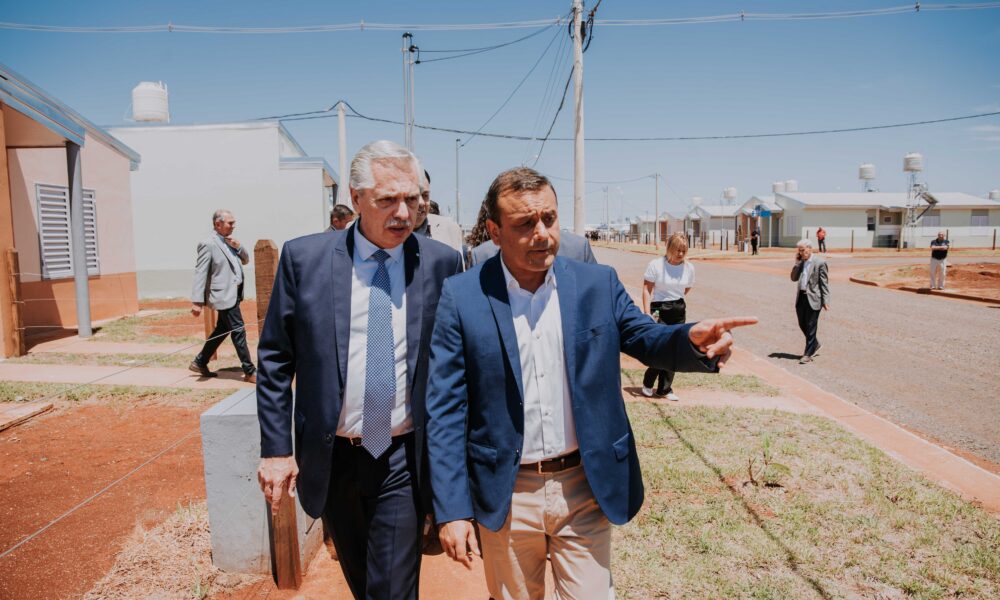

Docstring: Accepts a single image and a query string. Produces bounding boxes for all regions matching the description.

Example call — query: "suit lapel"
[555,258,577,401]
[483,255,525,399]
[404,234,423,392]
[213,234,240,274]
[332,225,354,388]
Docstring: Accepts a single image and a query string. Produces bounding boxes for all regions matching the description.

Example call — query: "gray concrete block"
[201,388,321,573]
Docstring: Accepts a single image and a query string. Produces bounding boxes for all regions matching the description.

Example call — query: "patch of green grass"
[621,368,781,396]
[6,351,246,371]
[0,380,229,405]
[94,309,202,343]
[613,402,1000,598]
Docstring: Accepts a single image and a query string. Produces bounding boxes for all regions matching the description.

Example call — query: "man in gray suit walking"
[791,238,830,364]
[190,209,256,382]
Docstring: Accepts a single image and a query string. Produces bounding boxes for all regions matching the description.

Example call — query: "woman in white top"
[641,233,695,400]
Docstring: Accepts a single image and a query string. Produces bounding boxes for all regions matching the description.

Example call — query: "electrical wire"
[415,20,562,64]
[459,24,564,147]
[278,107,1000,143]
[529,68,572,166]
[3,4,999,34]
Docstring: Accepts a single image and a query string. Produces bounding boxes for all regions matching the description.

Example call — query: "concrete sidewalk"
[0,363,250,390]
[28,337,252,357]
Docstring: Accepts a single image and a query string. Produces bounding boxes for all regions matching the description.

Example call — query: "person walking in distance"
[816,226,827,253]
[929,231,950,290]
[641,233,695,401]
[189,209,256,382]
[791,239,830,364]
[750,229,760,256]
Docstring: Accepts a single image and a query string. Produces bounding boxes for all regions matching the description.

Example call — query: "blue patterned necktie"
[362,249,395,458]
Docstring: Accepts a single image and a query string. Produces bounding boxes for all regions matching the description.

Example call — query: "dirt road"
[595,247,1000,464]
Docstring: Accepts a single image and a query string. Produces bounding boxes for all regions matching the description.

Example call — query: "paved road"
[594,247,1000,464]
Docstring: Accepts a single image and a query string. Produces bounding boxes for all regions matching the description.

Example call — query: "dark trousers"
[795,291,821,357]
[324,434,423,600]
[643,299,687,393]
[194,285,255,375]
[751,241,759,255]
[818,239,826,252]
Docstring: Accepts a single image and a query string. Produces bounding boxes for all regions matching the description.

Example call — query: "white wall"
[110,123,329,298]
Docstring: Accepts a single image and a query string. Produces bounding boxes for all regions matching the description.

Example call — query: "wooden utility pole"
[653,173,660,249]
[572,0,586,234]
[5,249,24,357]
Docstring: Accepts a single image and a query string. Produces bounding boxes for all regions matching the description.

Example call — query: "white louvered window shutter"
[35,184,100,279]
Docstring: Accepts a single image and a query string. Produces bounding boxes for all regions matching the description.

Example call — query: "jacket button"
[324,433,333,444]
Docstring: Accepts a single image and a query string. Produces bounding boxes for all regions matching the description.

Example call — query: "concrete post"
[66,142,91,337]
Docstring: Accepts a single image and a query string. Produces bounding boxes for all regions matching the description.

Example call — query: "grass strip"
[0,381,229,405]
[614,402,1000,598]
[621,368,781,397]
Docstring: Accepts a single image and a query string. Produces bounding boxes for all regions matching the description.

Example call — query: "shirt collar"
[499,252,556,293]
[353,222,404,264]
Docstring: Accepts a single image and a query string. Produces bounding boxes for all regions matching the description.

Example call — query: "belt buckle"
[350,437,363,447]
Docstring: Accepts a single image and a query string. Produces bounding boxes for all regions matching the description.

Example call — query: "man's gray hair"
[212,209,233,224]
[796,238,813,249]
[350,140,421,190]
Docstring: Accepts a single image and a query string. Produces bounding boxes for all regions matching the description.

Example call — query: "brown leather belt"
[520,450,581,474]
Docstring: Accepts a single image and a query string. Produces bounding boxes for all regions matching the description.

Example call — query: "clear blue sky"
[2,1,998,225]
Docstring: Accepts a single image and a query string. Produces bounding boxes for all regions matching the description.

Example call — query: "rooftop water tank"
[723,187,737,201]
[990,189,1000,201]
[784,179,799,193]
[903,152,923,172]
[132,81,169,123]
[859,163,876,180]
[772,181,786,193]
[691,196,703,207]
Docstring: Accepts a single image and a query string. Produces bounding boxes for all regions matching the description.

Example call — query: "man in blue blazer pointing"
[256,141,463,599]
[426,168,756,599]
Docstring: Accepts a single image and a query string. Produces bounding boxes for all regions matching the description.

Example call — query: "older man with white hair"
[256,140,463,599]
[791,238,830,364]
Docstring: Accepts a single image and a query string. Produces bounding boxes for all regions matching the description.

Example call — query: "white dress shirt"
[500,257,578,463]
[338,228,411,437]
[799,255,814,291]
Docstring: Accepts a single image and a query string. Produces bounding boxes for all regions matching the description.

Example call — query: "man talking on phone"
[790,239,829,364]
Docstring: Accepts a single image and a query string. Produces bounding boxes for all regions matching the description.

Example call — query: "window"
[922,210,941,227]
[971,209,988,227]
[784,215,800,237]
[35,184,99,279]
[882,215,893,224]
[867,211,876,231]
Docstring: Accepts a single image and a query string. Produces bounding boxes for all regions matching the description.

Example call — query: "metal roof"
[0,62,140,167]
[778,192,999,209]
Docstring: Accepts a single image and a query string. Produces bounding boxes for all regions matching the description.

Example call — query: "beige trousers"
[477,464,614,600]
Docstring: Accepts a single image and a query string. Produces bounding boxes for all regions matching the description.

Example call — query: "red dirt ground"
[0,402,206,599]
[136,299,261,340]
[862,262,1000,301]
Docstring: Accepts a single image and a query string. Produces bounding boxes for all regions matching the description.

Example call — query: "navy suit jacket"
[425,255,718,532]
[257,224,463,518]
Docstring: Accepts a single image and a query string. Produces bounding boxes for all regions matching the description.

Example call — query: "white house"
[774,192,1000,249]
[684,204,740,246]
[738,196,784,247]
[109,121,337,297]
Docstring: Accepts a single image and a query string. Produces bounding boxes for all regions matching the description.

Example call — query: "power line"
[529,68,573,166]
[278,102,1000,144]
[415,20,562,64]
[459,24,564,147]
[3,4,1000,34]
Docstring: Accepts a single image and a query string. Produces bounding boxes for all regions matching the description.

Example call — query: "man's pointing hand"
[688,316,759,367]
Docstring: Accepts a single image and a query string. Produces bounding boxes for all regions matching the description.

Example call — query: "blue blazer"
[425,255,718,532]
[256,224,463,518]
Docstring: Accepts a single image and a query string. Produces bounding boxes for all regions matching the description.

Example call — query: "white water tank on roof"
[859,163,876,180]
[772,181,786,193]
[723,187,737,202]
[132,81,170,123]
[691,196,703,206]
[990,189,1000,201]
[903,152,923,172]
[784,179,798,192]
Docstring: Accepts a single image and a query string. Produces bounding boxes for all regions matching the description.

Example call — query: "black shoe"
[189,361,218,377]
[813,343,822,357]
